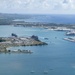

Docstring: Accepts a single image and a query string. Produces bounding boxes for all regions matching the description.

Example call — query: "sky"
[0,0,75,14]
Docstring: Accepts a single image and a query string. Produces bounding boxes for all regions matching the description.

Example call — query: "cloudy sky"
[0,0,75,14]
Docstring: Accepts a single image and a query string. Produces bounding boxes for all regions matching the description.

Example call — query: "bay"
[0,25,75,75]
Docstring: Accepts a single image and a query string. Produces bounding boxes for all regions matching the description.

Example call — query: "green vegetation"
[0,38,6,42]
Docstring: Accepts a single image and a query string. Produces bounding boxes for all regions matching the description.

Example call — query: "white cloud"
[0,0,75,14]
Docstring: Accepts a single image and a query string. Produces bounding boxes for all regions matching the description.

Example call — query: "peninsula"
[0,34,47,53]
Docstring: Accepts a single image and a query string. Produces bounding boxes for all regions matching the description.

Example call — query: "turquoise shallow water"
[0,25,75,75]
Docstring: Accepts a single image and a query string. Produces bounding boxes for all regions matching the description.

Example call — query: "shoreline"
[0,22,75,53]
[12,22,75,43]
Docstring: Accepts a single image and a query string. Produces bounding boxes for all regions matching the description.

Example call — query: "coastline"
[0,22,75,53]
[12,22,75,43]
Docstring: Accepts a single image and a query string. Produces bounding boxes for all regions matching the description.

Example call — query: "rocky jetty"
[0,49,33,54]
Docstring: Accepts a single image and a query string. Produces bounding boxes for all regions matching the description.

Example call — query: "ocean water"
[15,14,75,24]
[0,25,75,75]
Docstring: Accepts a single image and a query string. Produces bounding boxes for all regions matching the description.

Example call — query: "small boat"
[43,71,48,74]
[30,71,35,73]
[55,37,57,39]
[44,38,48,40]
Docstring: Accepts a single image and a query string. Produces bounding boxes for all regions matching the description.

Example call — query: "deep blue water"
[0,25,75,75]
[16,14,75,24]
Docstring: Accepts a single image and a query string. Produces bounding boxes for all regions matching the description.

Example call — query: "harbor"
[0,25,75,75]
